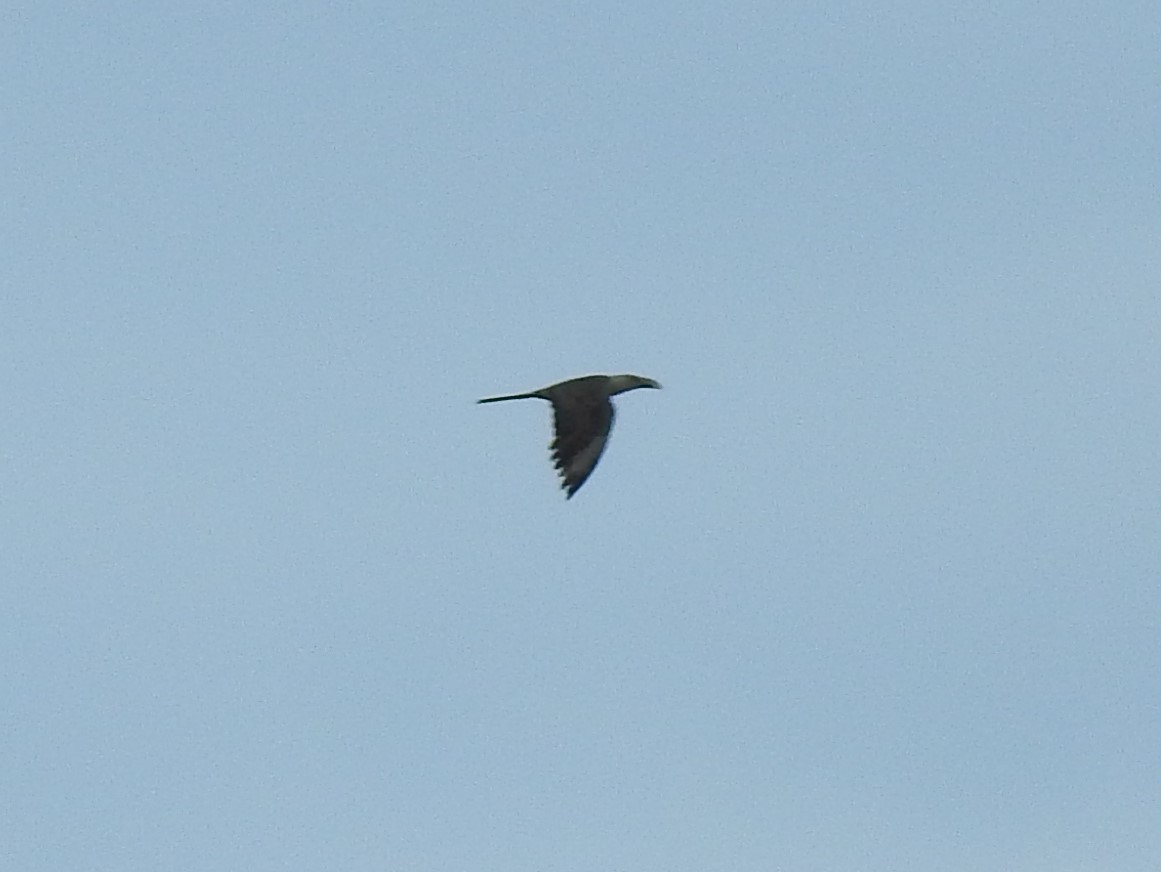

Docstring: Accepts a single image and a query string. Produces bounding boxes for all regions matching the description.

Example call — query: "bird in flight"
[478,373,661,498]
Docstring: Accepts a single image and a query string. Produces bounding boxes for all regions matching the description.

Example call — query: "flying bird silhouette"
[478,373,661,498]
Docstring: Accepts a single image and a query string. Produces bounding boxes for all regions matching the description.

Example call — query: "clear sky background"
[3,3,1159,870]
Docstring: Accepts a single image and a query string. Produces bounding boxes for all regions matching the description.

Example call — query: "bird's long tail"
[477,391,541,404]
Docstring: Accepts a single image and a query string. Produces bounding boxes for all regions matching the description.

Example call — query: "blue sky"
[3,2,1159,870]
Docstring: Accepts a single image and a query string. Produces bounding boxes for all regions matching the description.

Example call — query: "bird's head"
[608,374,662,395]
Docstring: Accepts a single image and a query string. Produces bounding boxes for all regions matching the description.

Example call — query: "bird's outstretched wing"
[549,395,615,498]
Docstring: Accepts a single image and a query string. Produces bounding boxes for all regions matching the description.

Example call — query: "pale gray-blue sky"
[3,3,1159,870]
